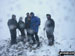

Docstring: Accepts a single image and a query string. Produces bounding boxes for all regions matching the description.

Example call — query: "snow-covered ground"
[0,0,75,56]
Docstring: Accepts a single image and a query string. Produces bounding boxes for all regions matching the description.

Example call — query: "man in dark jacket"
[44,14,55,46]
[8,14,17,45]
[30,12,40,47]
[25,13,31,42]
[18,17,25,40]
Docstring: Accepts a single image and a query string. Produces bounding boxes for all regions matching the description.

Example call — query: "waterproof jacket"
[25,17,31,29]
[18,21,25,30]
[45,18,55,34]
[30,16,40,32]
[8,19,17,30]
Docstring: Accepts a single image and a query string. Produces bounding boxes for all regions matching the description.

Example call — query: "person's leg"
[31,34,36,44]
[27,32,31,42]
[46,32,50,45]
[50,34,54,45]
[34,32,40,47]
[48,34,54,46]
[34,32,39,43]
[20,29,25,36]
[10,30,16,45]
[10,31,13,45]
[13,31,17,44]
[20,29,26,42]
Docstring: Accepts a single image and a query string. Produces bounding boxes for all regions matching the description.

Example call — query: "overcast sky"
[0,0,75,41]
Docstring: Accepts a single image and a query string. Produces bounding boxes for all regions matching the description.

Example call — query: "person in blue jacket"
[30,12,40,47]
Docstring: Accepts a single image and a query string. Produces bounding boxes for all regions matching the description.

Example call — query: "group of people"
[7,12,55,47]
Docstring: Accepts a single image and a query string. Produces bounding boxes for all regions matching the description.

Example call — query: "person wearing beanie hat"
[7,14,17,45]
[44,14,55,46]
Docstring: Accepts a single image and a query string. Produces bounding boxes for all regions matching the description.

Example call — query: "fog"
[0,0,75,49]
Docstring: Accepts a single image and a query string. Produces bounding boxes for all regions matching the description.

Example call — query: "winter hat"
[46,14,51,17]
[30,12,34,16]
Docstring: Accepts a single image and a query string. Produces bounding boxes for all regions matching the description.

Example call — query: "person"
[30,12,40,47]
[8,14,17,45]
[44,14,55,46]
[18,17,25,41]
[25,12,31,42]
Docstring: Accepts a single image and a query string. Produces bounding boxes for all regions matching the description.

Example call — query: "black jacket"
[47,19,55,28]
[45,18,55,34]
[18,21,25,30]
[8,19,17,30]
[25,17,31,29]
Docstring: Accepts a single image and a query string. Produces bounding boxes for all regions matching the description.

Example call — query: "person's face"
[30,14,33,18]
[27,13,29,17]
[12,15,16,20]
[46,15,50,20]
[19,17,22,21]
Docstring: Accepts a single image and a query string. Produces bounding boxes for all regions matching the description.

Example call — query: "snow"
[0,37,74,56]
[0,0,75,56]
[0,39,58,56]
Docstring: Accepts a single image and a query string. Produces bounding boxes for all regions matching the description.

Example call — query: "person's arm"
[14,20,18,29]
[17,22,19,29]
[43,21,47,30]
[23,21,25,29]
[25,17,27,24]
[7,20,9,26]
[52,19,55,28]
[36,17,40,26]
[51,19,55,32]
[7,21,9,26]
[7,19,11,27]
[25,17,27,29]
